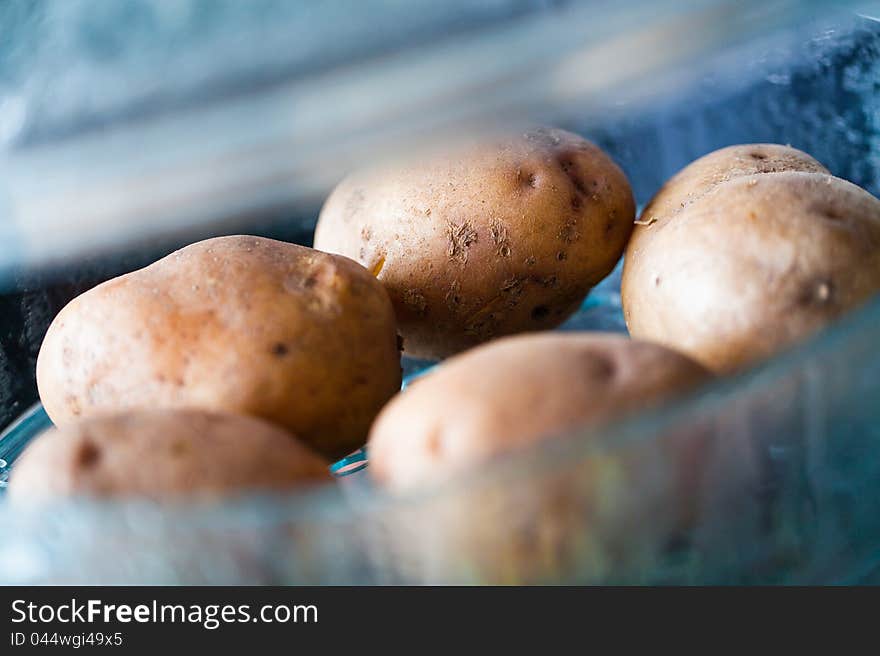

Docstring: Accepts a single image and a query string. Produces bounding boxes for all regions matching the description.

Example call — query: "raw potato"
[368,332,710,492]
[633,143,830,225]
[367,333,712,583]
[622,144,880,373]
[37,236,402,460]
[314,127,635,359]
[7,409,332,502]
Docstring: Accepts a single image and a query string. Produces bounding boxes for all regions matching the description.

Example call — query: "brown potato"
[314,127,635,359]
[622,144,880,373]
[366,332,712,583]
[634,143,829,225]
[367,332,709,492]
[37,236,401,460]
[7,409,331,502]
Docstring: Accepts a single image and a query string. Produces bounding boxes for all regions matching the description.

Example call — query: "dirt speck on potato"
[491,220,512,258]
[558,218,580,244]
[491,218,508,244]
[524,126,561,146]
[446,221,478,264]
[517,167,539,189]
[501,279,527,311]
[74,440,101,468]
[500,276,523,293]
[531,305,550,320]
[588,356,615,381]
[559,155,588,195]
[170,440,189,457]
[445,281,462,310]
[403,289,428,316]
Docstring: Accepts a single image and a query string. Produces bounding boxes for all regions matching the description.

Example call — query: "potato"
[36,236,401,460]
[7,409,331,502]
[367,332,709,491]
[622,144,880,373]
[634,143,829,223]
[314,127,635,359]
[366,333,712,583]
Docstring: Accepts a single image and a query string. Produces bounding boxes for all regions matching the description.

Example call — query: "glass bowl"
[3,269,880,584]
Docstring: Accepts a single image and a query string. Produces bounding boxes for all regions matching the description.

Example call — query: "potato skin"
[367,332,709,491]
[635,143,829,225]
[622,144,880,373]
[7,409,331,502]
[314,127,635,359]
[367,333,711,582]
[37,236,402,460]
